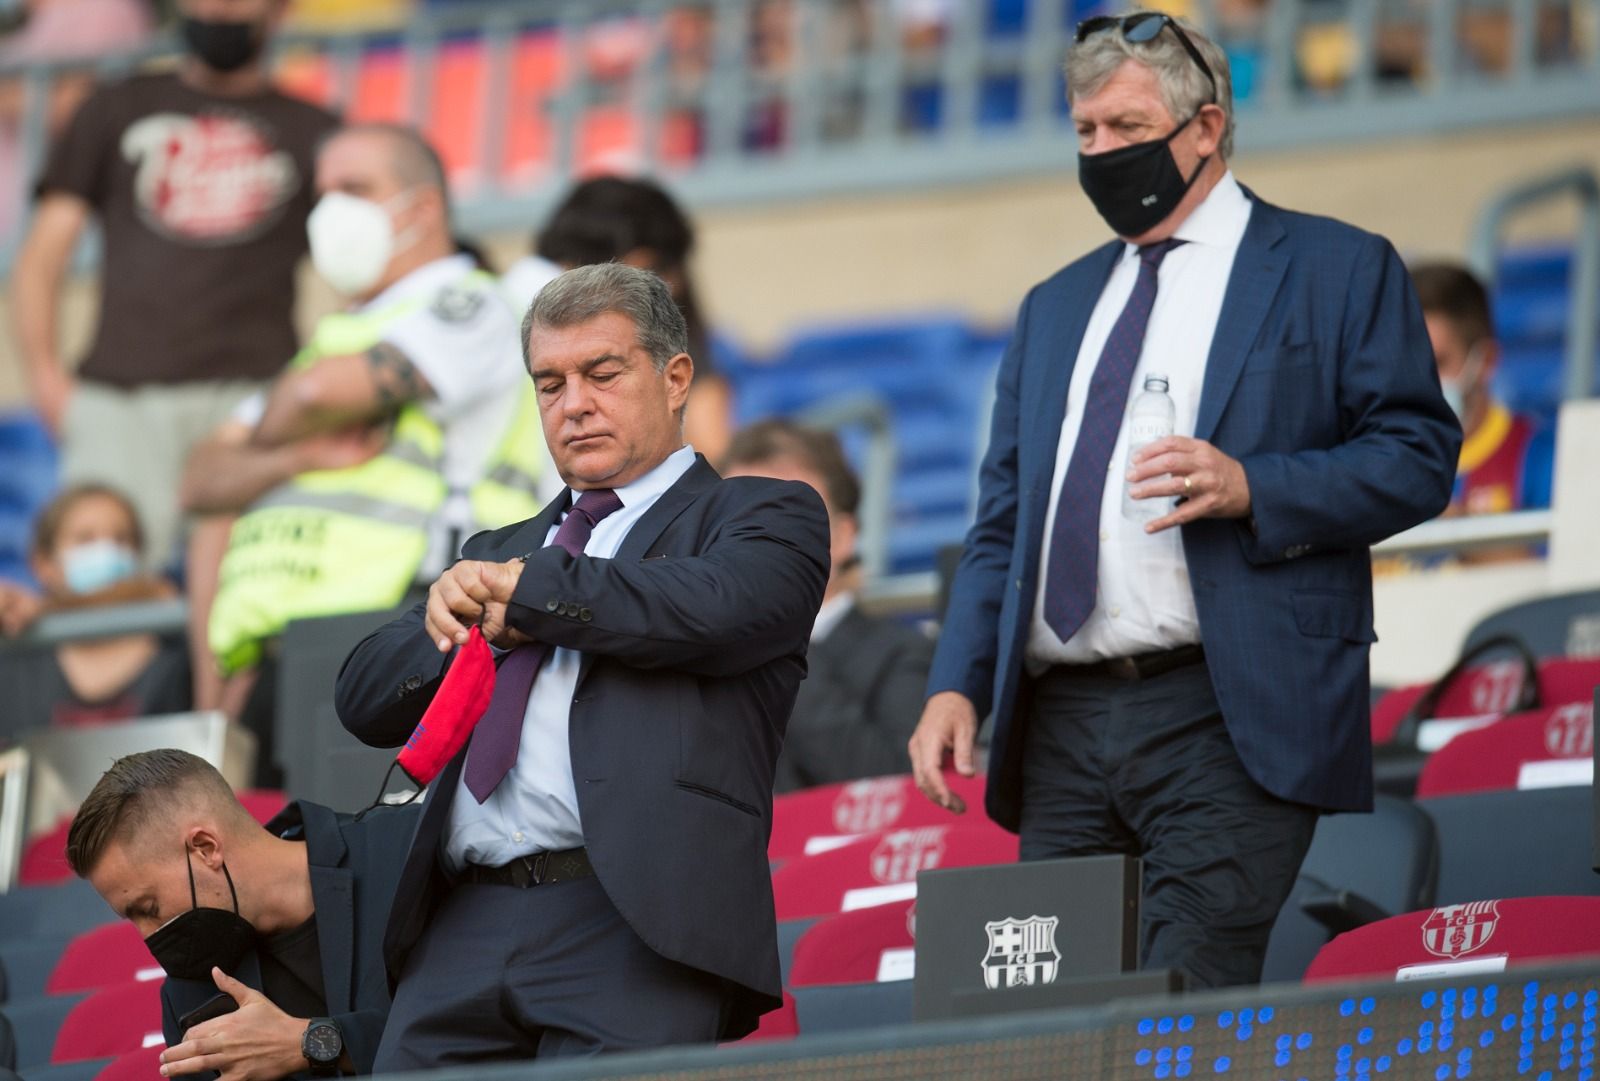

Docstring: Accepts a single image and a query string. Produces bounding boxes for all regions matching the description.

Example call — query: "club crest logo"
[982,916,1061,989]
[1543,702,1594,758]
[868,826,946,884]
[1467,660,1527,714]
[833,777,908,834]
[1421,901,1500,959]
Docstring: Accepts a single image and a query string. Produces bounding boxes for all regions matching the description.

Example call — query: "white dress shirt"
[443,444,698,872]
[1026,172,1253,671]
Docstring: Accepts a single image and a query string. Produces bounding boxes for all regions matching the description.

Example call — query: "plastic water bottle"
[1121,373,1175,523]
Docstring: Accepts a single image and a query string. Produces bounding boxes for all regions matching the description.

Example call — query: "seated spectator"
[0,484,188,742]
[503,175,735,463]
[180,123,550,738]
[722,420,934,792]
[1411,262,1551,523]
[66,749,416,1079]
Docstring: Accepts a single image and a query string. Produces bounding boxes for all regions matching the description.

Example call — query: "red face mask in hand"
[396,625,497,786]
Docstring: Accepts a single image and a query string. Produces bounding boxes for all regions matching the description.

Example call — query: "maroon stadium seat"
[771,818,1016,921]
[50,981,164,1064]
[47,923,161,996]
[768,773,986,863]
[789,898,916,987]
[1415,700,1594,798]
[1304,896,1600,983]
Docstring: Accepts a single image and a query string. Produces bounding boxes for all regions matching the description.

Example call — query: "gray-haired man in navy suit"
[909,12,1460,990]
[336,262,829,1065]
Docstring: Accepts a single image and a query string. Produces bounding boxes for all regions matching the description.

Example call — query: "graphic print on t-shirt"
[121,111,297,244]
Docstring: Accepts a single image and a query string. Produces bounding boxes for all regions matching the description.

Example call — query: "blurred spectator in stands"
[0,0,152,242]
[180,123,546,760]
[1412,261,1552,524]
[9,0,339,574]
[0,484,188,743]
[66,749,415,1079]
[505,175,735,462]
[722,420,933,792]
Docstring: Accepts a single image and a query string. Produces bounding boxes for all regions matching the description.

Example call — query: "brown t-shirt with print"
[36,70,339,386]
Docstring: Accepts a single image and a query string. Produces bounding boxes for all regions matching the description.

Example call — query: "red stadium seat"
[1304,897,1600,983]
[51,981,165,1063]
[1415,701,1594,798]
[95,1045,164,1081]
[771,818,1016,922]
[20,816,74,886]
[736,992,798,1043]
[237,789,289,825]
[768,773,986,863]
[1370,655,1599,747]
[47,922,162,996]
[789,899,916,987]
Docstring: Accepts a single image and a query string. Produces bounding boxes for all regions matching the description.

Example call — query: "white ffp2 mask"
[307,190,421,296]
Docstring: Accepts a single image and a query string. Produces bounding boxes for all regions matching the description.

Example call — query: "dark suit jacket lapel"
[1029,242,1122,492]
[1194,193,1290,443]
[491,493,570,560]
[301,804,356,1014]
[574,455,718,687]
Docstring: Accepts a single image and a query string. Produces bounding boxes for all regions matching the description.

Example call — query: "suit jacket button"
[546,599,559,612]
[579,608,593,622]
[397,675,422,699]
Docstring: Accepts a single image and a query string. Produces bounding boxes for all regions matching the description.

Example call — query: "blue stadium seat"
[0,993,85,1071]
[0,412,58,589]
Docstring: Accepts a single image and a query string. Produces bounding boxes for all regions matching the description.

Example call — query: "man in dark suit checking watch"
[909,11,1460,990]
[335,262,830,1067]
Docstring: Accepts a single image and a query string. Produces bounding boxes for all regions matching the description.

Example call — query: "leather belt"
[459,847,595,889]
[1051,643,1206,683]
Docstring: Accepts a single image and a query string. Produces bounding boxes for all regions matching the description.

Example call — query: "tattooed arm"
[251,342,436,447]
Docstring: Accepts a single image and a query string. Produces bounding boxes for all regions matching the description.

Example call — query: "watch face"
[305,1022,341,1062]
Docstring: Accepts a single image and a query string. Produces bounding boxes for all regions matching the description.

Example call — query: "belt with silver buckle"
[460,846,594,889]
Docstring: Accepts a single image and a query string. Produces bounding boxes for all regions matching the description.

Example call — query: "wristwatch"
[301,1018,343,1077]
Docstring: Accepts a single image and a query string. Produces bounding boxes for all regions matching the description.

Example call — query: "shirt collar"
[811,591,856,643]
[1122,169,1251,259]
[608,443,697,510]
[359,253,475,313]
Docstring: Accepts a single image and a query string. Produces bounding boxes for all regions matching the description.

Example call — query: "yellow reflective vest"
[209,272,545,675]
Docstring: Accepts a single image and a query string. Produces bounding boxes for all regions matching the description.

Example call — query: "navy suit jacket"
[334,457,829,1039]
[160,801,419,1077]
[929,193,1461,826]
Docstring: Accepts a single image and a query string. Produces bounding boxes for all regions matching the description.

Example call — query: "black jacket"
[159,800,419,1076]
[334,457,829,1039]
[774,604,935,793]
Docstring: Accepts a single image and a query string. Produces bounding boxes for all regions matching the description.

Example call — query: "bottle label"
[1129,417,1172,444]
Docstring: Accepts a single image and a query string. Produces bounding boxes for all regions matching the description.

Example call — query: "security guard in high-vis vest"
[183,124,555,680]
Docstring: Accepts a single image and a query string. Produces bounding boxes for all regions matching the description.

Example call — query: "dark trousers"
[373,874,729,1070]
[1017,660,1318,990]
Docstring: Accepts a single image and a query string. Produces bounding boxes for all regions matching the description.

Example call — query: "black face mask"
[1078,113,1208,239]
[144,850,257,981]
[181,17,264,73]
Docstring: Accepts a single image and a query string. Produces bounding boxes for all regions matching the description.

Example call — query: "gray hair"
[1066,11,1235,160]
[521,262,689,372]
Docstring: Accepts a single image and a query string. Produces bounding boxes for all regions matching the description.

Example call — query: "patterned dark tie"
[463,487,624,803]
[1042,238,1185,643]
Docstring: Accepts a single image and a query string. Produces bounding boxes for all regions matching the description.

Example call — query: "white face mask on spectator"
[61,539,138,595]
[307,190,421,296]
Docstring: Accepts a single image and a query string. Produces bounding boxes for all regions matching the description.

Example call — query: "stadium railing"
[2,0,1598,270]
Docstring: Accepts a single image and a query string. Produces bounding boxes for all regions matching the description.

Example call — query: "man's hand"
[1127,435,1252,534]
[32,364,75,436]
[0,580,43,637]
[908,691,978,813]
[423,559,533,652]
[159,969,307,1081]
[295,424,388,473]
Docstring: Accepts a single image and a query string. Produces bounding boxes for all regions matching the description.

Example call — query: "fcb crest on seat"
[1421,901,1500,959]
[981,915,1061,990]
[833,777,908,834]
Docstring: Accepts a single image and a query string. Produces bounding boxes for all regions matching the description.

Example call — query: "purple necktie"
[463,487,624,803]
[1042,238,1185,643]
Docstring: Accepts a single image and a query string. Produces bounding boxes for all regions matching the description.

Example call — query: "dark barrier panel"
[379,960,1600,1081]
